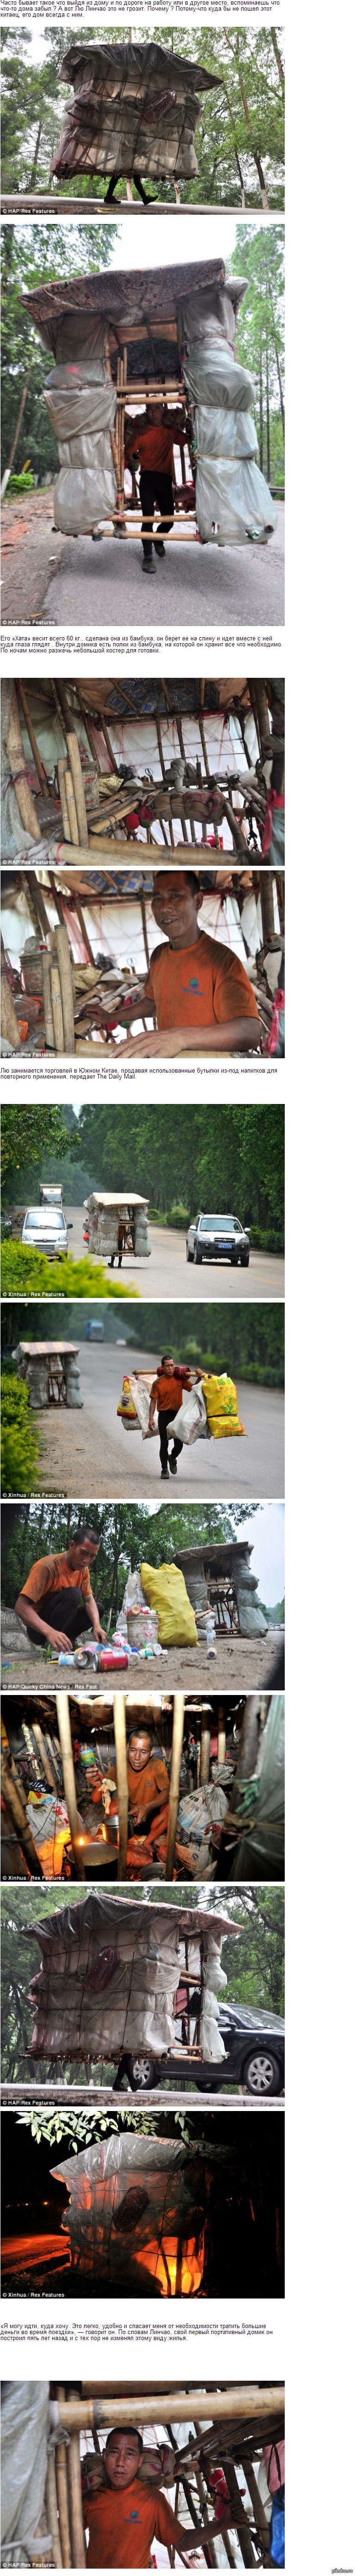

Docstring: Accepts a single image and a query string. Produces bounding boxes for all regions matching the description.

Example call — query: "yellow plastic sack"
[117,1377,137,1420]
[208,1415,245,1437]
[141,1562,198,1647]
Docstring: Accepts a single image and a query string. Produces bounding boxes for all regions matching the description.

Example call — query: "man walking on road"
[125,399,187,573]
[147,1350,204,1479]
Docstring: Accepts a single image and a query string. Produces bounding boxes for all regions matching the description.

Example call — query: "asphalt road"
[43,508,284,628]
[36,1341,284,1498]
[67,1209,285,1298]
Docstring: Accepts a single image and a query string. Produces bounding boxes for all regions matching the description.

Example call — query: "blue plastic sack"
[270,2485,285,2566]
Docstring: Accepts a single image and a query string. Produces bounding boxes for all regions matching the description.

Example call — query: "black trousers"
[24,1585,92,1646]
[158,1408,183,1472]
[140,470,174,556]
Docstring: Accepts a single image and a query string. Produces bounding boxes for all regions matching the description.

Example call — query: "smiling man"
[123,872,261,1054]
[84,2426,236,2568]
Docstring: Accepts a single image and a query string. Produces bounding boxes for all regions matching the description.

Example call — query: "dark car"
[115,2002,284,2099]
[186,1212,250,1267]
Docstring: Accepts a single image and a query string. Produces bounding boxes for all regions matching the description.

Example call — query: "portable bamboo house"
[1,857,284,1056]
[1,674,284,866]
[51,41,221,200]
[0,2378,285,2567]
[0,1688,272,1883]
[21,258,278,548]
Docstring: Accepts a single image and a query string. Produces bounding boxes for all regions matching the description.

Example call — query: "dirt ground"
[1,489,67,622]
[1,1635,282,1694]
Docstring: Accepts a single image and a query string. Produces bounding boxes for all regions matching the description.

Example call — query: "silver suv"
[186,1212,250,1267]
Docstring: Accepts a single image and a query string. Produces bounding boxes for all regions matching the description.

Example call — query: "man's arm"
[115,1017,261,1058]
[165,2506,238,2560]
[85,1587,106,1643]
[14,1592,74,1653]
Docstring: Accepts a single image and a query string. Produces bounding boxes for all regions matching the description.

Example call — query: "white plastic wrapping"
[196,457,278,546]
[0,2381,49,2567]
[24,1892,231,2065]
[42,326,117,535]
[184,350,255,410]
[251,1694,285,1864]
[236,1587,269,1636]
[171,1385,208,1444]
[195,407,258,460]
[50,2133,195,2276]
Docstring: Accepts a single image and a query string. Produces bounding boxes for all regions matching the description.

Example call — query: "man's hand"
[91,1619,106,1643]
[46,1625,74,1653]
[83,2455,105,2494]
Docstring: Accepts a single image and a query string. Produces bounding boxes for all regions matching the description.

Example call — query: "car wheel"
[193,1246,202,1265]
[230,1255,239,1266]
[244,2051,282,2096]
[240,1254,250,1268]
[195,2069,220,2091]
[186,1246,194,1263]
[126,2052,158,2091]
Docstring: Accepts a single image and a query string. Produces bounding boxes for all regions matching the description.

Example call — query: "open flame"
[135,2235,204,2295]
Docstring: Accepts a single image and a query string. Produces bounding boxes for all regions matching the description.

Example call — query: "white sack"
[195,407,258,461]
[196,457,278,546]
[171,1386,207,1445]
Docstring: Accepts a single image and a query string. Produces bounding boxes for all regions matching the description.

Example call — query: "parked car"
[113,2002,284,2098]
[186,1212,250,1267]
[21,1207,73,1260]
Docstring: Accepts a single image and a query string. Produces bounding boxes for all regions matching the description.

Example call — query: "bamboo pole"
[67,2431,86,2570]
[42,952,55,1049]
[1,969,21,1045]
[45,2456,63,2570]
[55,1695,85,1876]
[55,924,76,1055]
[0,1750,44,1876]
[165,1691,185,1878]
[67,733,89,847]
[57,2390,284,2435]
[57,760,71,842]
[55,2428,72,2570]
[50,963,65,1054]
[31,1720,57,1789]
[18,680,54,798]
[217,1706,226,1768]
[221,2458,255,2570]
[242,2465,269,2554]
[64,772,80,848]
[112,1691,129,1879]
[6,683,41,840]
[200,1718,211,1785]
[99,715,120,776]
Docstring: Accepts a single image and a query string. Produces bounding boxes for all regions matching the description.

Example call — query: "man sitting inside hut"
[83,2424,236,2567]
[14,1526,106,1656]
[96,1726,170,1831]
[125,400,187,573]
[129,872,261,1051]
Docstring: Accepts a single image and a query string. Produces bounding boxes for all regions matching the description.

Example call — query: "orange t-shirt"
[126,412,185,478]
[150,1367,190,1412]
[127,1755,169,1813]
[86,2478,179,2568]
[20,1553,92,1604]
[149,930,259,1032]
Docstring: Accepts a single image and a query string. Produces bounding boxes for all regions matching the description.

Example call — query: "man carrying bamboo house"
[124,398,187,572]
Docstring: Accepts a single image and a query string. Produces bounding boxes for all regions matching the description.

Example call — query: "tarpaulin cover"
[42,327,117,535]
[184,348,254,410]
[0,2381,49,2567]
[141,1563,198,1646]
[23,1892,232,2062]
[84,1194,151,1258]
[52,41,220,184]
[236,1588,269,1636]
[50,2133,199,2278]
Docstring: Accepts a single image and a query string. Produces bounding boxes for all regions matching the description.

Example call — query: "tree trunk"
[266,337,271,484]
[259,351,263,473]
[27,117,43,191]
[234,39,269,205]
[271,29,285,86]
[0,363,33,497]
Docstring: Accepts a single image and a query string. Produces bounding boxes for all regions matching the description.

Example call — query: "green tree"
[1,1497,260,1629]
[1,25,284,210]
[230,224,284,482]
[0,1374,41,1496]
[1,1104,73,1191]
[0,219,121,486]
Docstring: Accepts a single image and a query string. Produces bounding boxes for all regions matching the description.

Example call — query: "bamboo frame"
[165,1691,185,1877]
[55,2388,284,2433]
[0,1748,44,1876]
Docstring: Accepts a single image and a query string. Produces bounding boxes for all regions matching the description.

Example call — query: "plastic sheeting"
[182,285,277,548]
[0,681,39,859]
[52,40,220,184]
[50,2133,199,2279]
[0,2381,49,2567]
[236,1587,269,1636]
[251,1695,285,1864]
[24,1891,230,2064]
[171,1385,208,1445]
[42,355,116,536]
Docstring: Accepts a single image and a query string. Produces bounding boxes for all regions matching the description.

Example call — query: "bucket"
[127,1607,159,1647]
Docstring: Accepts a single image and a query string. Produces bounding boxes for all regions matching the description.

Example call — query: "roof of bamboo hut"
[60,41,221,94]
[21,1891,238,1948]
[22,259,248,353]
